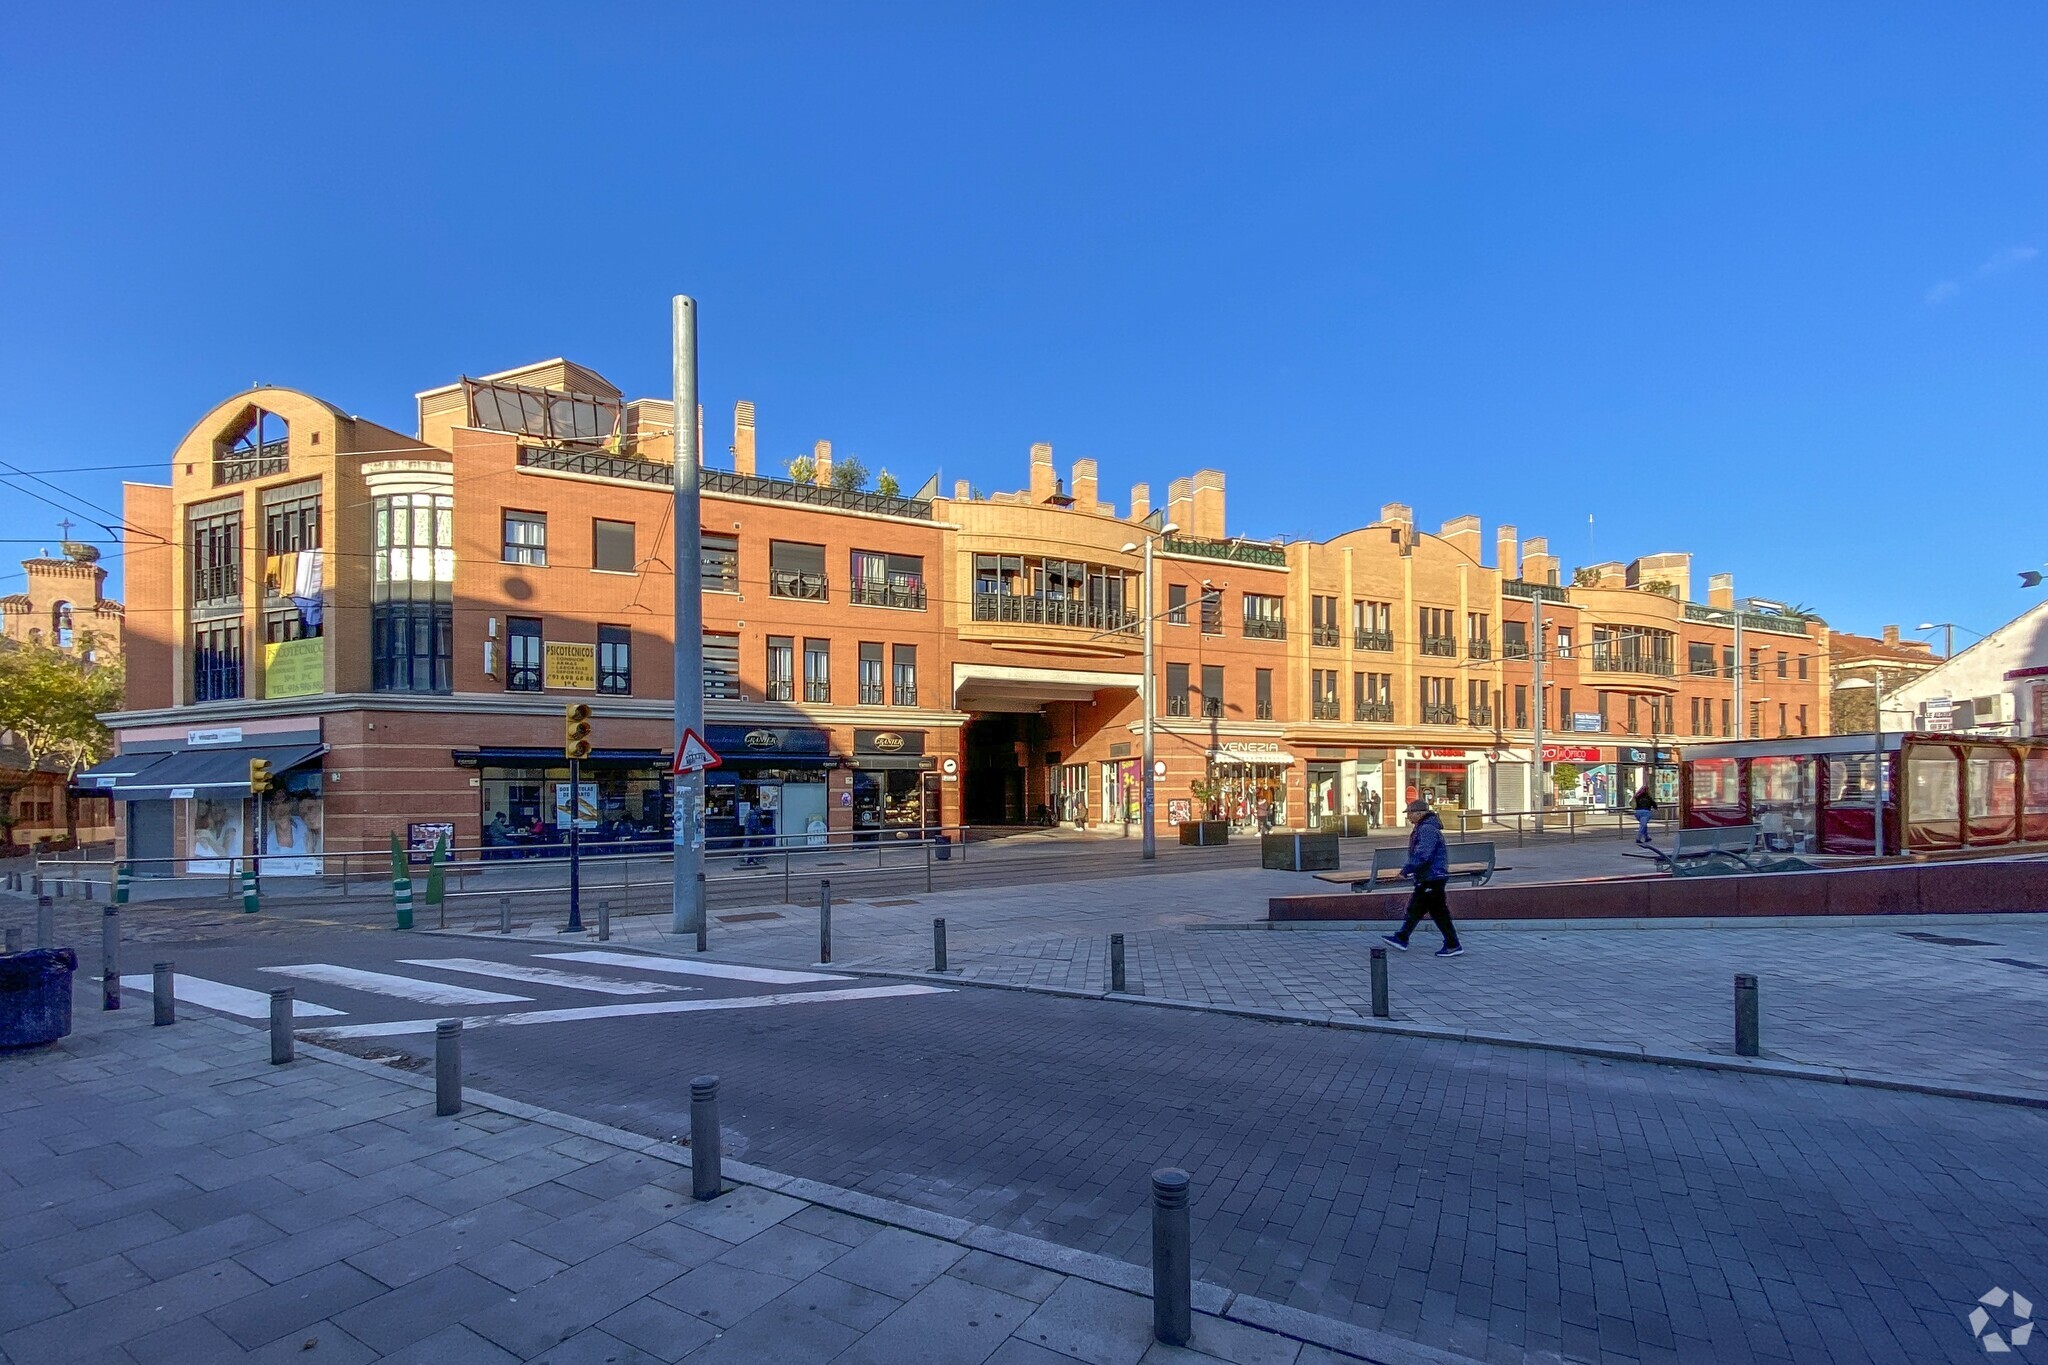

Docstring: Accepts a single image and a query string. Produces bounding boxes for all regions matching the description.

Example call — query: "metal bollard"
[115,862,130,905]
[1151,1168,1193,1346]
[3,925,20,954]
[691,1075,723,1201]
[818,880,832,965]
[36,895,54,949]
[152,962,176,1026]
[435,1020,463,1115]
[1370,945,1390,1018]
[598,899,611,942]
[1110,933,1126,993]
[101,908,120,1012]
[269,989,295,1065]
[933,918,948,973]
[1735,973,1760,1057]
[696,873,709,953]
[499,895,511,934]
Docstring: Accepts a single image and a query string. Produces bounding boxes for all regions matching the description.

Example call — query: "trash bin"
[0,947,78,1049]
[934,834,953,862]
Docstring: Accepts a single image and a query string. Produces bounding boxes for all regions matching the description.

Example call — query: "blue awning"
[76,744,326,797]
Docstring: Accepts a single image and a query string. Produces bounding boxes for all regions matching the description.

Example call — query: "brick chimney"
[1379,502,1413,529]
[1029,443,1057,502]
[1521,536,1558,586]
[953,479,971,500]
[1130,483,1151,523]
[1882,624,1900,645]
[1190,470,1226,539]
[1439,515,1482,566]
[1707,573,1735,610]
[1496,524,1520,579]
[1167,476,1194,534]
[813,440,832,487]
[732,401,756,476]
[1071,459,1099,513]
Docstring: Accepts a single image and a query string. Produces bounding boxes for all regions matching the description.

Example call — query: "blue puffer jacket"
[1401,811,1449,881]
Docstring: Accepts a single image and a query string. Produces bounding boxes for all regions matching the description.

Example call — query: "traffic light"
[248,757,273,795]
[563,703,593,760]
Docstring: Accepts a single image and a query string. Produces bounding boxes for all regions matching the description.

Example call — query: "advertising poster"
[553,781,600,830]
[186,797,245,875]
[259,774,326,876]
[544,642,597,691]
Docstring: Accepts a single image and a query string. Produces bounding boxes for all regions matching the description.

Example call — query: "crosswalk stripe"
[119,974,345,1020]
[259,964,530,1006]
[396,958,690,997]
[541,951,849,985]
[299,984,951,1039]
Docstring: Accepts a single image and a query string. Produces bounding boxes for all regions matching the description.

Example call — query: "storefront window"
[1306,765,1341,826]
[480,763,668,854]
[258,771,324,876]
[185,797,246,876]
[1411,763,1468,810]
[1967,753,2017,819]
[1825,753,1888,804]
[1908,752,1960,823]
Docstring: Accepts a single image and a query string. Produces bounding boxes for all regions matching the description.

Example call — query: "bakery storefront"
[851,728,937,840]
[705,725,834,850]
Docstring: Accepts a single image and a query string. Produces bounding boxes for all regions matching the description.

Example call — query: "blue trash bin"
[0,947,77,1049]
[934,834,952,862]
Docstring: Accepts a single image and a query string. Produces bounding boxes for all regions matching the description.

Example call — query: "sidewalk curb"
[825,968,2048,1111]
[1189,910,2048,933]
[246,1026,1478,1365]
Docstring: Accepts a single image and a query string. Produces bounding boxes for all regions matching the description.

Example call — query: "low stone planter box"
[1261,831,1341,871]
[1178,821,1230,846]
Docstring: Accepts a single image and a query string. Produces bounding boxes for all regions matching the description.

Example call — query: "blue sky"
[2,3,2042,645]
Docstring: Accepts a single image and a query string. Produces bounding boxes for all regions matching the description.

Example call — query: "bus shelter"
[1679,733,2048,855]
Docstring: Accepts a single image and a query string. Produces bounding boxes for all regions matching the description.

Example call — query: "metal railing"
[1420,636,1458,658]
[703,467,935,519]
[859,683,885,705]
[1467,706,1493,727]
[215,440,290,486]
[1161,536,1286,567]
[892,686,919,707]
[766,680,794,701]
[1422,703,1458,724]
[804,682,831,703]
[1354,700,1393,722]
[1242,619,1287,641]
[1353,628,1393,652]
[769,571,829,601]
[971,593,1138,633]
[1503,641,1530,660]
[506,664,543,692]
[1311,625,1340,647]
[1201,699,1224,718]
[1256,700,1275,720]
[849,580,927,610]
[1467,639,1492,660]
[1166,696,1191,717]
[1588,652,1676,677]
[1311,699,1340,720]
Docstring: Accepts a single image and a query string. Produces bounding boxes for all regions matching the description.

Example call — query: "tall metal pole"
[1872,672,1885,859]
[672,296,706,937]
[1530,590,1545,830]
[1733,607,1745,740]
[565,755,583,932]
[1141,535,1157,861]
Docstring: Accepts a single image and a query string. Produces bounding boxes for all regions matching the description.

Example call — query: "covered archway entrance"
[952,663,1139,826]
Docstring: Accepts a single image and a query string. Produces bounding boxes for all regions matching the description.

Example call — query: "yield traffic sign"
[673,729,722,774]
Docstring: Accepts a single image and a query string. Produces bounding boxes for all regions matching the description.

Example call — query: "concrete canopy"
[951,663,1139,714]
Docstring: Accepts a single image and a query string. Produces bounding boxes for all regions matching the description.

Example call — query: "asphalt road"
[72,914,2048,1365]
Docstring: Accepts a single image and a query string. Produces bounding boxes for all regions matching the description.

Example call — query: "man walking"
[1632,784,1657,846]
[1383,799,1463,957]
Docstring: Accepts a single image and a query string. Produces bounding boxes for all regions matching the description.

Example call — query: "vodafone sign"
[1541,744,1601,764]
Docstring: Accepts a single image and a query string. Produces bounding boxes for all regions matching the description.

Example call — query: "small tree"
[875,469,900,497]
[1551,762,1580,798]
[785,454,816,484]
[829,456,871,491]
[0,643,124,841]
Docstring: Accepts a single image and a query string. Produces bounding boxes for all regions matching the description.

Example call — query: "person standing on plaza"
[1384,799,1462,957]
[1367,788,1382,830]
[1632,784,1657,846]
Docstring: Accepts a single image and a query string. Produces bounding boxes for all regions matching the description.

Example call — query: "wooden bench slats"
[1312,841,1497,892]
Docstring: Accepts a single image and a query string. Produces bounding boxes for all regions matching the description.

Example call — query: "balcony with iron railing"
[1422,702,1458,725]
[1312,699,1340,720]
[1588,651,1676,677]
[1354,628,1394,652]
[516,447,938,520]
[859,683,885,705]
[1503,641,1530,660]
[1161,536,1287,567]
[1420,635,1458,658]
[1166,695,1191,718]
[804,681,831,703]
[1312,625,1340,648]
[766,680,795,702]
[971,593,1138,633]
[1243,618,1287,641]
[769,572,829,601]
[1468,705,1494,727]
[1503,579,1569,603]
[507,663,543,693]
[1467,638,1492,660]
[893,685,919,707]
[850,580,927,610]
[215,439,290,487]
[1354,700,1394,723]
[1201,698,1224,718]
[1257,699,1276,720]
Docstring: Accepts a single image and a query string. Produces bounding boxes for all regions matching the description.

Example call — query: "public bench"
[1627,824,1760,876]
[1312,841,1498,892]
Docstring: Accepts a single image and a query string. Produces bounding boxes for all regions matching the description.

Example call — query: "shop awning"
[1210,747,1295,767]
[83,744,326,797]
[458,747,670,767]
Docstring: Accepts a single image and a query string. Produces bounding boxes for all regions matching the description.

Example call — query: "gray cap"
[1405,799,1431,816]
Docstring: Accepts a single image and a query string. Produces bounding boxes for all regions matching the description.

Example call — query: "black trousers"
[1394,879,1459,949]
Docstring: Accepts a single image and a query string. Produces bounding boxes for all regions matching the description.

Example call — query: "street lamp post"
[1917,622,1956,659]
[1837,674,1887,858]
[1122,527,1187,859]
